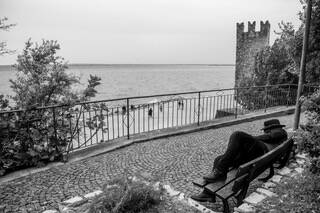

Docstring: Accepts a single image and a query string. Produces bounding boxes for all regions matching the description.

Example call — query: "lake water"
[0,64,237,149]
[0,64,235,101]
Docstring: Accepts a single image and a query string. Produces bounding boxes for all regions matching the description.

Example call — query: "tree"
[0,39,102,176]
[237,0,320,110]
[239,22,300,89]
[236,25,300,110]
[305,0,320,83]
[297,89,320,174]
[0,17,15,111]
[0,17,16,55]
[10,39,101,108]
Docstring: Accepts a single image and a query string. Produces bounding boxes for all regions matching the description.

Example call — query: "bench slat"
[205,181,227,195]
[192,169,238,188]
[231,139,293,193]
[236,138,293,182]
[191,137,294,212]
[193,169,238,188]
[215,182,235,200]
[192,178,208,187]
[204,169,238,194]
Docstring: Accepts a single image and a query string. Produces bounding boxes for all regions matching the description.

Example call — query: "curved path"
[0,115,294,212]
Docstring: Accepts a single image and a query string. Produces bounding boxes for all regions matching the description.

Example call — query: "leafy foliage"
[0,39,101,176]
[237,1,320,110]
[255,170,320,212]
[0,94,9,110]
[88,176,163,213]
[236,23,300,110]
[10,39,101,108]
[305,0,320,84]
[236,84,296,112]
[87,175,201,213]
[296,89,320,173]
[0,17,16,55]
[255,0,320,86]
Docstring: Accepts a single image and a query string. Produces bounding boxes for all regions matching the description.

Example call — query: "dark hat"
[261,119,286,131]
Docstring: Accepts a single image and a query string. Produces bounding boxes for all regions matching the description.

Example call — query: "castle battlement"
[237,21,270,40]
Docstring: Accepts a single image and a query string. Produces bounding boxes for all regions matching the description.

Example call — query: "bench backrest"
[232,137,293,192]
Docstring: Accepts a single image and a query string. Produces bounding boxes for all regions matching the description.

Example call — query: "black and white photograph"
[0,0,319,212]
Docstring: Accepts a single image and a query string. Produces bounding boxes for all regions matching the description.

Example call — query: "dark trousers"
[214,131,267,173]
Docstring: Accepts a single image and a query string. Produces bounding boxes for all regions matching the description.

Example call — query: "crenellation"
[248,21,256,32]
[237,22,244,35]
[237,21,270,41]
[260,20,270,35]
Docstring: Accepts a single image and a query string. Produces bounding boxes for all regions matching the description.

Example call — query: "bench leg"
[258,165,274,182]
[222,199,230,213]
[235,193,245,206]
[279,145,294,168]
[235,184,249,206]
[278,142,295,168]
[212,194,216,203]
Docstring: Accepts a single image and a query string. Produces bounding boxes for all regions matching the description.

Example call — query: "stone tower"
[235,21,270,87]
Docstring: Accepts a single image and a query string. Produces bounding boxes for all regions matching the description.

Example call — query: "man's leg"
[191,153,242,202]
[204,131,266,182]
[216,131,261,172]
[192,131,267,202]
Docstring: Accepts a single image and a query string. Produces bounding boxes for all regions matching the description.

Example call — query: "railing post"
[286,85,291,107]
[68,111,73,151]
[264,86,268,113]
[127,98,130,139]
[52,107,58,142]
[197,92,201,126]
[235,88,238,119]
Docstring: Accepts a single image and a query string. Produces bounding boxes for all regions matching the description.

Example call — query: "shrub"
[236,85,293,111]
[296,88,320,173]
[86,176,201,213]
[88,177,163,213]
[0,39,102,176]
[256,170,320,212]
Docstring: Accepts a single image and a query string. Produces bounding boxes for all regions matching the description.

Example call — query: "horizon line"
[0,63,235,67]
[70,63,236,66]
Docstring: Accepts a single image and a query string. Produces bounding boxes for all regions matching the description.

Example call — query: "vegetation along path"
[0,114,294,213]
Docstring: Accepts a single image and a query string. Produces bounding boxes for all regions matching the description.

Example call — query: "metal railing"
[0,84,318,153]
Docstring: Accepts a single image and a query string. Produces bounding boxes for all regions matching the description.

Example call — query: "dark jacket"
[254,128,288,151]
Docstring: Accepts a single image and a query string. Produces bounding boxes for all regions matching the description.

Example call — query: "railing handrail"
[2,82,318,153]
[0,83,317,114]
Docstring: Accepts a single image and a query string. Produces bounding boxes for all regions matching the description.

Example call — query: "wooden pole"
[293,0,312,130]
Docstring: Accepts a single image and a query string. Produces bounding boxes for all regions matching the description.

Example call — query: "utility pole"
[293,0,312,130]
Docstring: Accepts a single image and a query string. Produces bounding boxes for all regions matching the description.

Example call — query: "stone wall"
[235,21,270,87]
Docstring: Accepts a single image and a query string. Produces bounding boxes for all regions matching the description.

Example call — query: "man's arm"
[255,129,288,144]
[254,133,272,143]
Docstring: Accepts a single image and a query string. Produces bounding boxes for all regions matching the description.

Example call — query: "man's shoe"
[190,191,215,202]
[203,169,227,183]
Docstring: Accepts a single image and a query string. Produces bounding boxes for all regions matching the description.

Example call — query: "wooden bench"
[192,137,294,213]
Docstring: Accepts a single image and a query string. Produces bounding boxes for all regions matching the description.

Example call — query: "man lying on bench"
[191,119,288,202]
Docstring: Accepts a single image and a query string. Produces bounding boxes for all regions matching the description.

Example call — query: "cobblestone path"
[0,115,294,212]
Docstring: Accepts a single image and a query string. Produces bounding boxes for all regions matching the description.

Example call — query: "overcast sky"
[0,0,302,65]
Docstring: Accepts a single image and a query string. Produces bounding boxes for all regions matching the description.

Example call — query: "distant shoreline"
[0,64,235,68]
[69,64,235,67]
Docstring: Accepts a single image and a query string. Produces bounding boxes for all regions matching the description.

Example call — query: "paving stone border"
[42,177,218,213]
[233,153,309,213]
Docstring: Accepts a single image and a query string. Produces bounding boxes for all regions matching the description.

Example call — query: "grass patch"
[255,170,320,212]
[86,176,200,213]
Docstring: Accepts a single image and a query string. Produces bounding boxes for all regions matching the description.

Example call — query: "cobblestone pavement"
[0,115,294,213]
